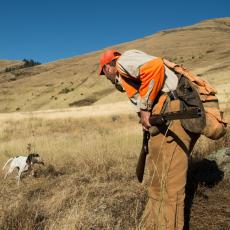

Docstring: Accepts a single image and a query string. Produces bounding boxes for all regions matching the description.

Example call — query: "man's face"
[103,64,117,84]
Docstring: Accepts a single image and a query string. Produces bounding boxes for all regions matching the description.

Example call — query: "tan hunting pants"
[140,100,199,230]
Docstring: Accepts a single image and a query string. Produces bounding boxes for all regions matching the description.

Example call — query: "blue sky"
[0,0,229,63]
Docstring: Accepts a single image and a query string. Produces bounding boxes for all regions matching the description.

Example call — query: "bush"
[22,59,41,68]
[59,87,74,94]
[5,59,41,72]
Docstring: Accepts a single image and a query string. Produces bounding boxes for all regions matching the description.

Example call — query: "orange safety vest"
[116,50,165,111]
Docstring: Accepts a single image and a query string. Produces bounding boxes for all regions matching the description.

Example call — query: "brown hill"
[0,17,229,113]
[0,60,23,74]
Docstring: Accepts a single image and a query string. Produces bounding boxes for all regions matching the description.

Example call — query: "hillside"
[0,17,229,113]
[0,17,230,229]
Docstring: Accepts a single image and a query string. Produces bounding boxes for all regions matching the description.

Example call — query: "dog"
[2,153,44,185]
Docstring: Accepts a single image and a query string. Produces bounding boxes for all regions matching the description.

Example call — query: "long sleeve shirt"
[116,50,178,111]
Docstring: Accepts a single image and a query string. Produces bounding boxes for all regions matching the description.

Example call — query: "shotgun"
[136,130,150,183]
[136,107,202,182]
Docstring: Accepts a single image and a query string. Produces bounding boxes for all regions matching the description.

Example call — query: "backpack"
[163,59,228,140]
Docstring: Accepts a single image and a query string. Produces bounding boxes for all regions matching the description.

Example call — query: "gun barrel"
[149,108,202,126]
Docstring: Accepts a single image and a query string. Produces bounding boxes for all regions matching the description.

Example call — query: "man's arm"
[138,58,165,112]
[140,110,151,130]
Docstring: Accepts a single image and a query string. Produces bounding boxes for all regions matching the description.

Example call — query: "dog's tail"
[2,158,14,170]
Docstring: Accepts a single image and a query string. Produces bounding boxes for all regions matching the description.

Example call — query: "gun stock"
[136,131,150,183]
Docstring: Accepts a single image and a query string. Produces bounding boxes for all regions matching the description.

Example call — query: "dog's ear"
[26,154,33,164]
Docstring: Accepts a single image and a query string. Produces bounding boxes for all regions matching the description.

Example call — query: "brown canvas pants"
[140,100,200,230]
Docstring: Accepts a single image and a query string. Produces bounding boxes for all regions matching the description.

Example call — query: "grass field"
[0,114,147,229]
[0,17,229,230]
[0,109,229,229]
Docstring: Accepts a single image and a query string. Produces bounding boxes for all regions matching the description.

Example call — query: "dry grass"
[0,17,229,230]
[192,128,230,158]
[0,110,229,229]
[0,114,148,229]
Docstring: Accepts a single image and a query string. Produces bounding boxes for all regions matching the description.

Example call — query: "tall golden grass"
[0,114,148,229]
[0,111,229,229]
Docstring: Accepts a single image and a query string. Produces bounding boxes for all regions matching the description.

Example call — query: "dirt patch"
[204,64,230,74]
[188,179,230,230]
[69,88,115,107]
[184,158,229,229]
[69,97,97,106]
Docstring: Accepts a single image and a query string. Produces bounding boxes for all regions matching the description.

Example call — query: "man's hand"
[140,110,151,130]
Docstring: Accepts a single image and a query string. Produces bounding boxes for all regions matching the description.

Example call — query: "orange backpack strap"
[162,58,178,69]
[163,59,217,95]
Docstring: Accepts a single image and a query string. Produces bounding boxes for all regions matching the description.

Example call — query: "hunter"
[98,49,200,229]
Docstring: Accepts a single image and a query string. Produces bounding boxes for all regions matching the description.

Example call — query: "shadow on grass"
[184,158,224,230]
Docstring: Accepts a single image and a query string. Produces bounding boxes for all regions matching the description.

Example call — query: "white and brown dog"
[2,153,44,185]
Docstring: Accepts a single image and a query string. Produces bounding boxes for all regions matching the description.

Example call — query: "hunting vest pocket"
[175,75,206,133]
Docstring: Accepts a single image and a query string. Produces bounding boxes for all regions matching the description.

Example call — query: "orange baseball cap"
[98,49,121,76]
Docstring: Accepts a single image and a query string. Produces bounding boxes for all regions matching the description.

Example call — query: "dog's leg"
[16,170,23,186]
[30,169,35,177]
[4,171,9,179]
[16,176,21,186]
[29,164,35,177]
[4,166,14,179]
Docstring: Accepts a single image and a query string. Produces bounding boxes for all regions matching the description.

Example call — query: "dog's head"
[26,153,44,165]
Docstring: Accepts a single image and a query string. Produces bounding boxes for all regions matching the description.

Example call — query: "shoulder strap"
[163,59,217,95]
